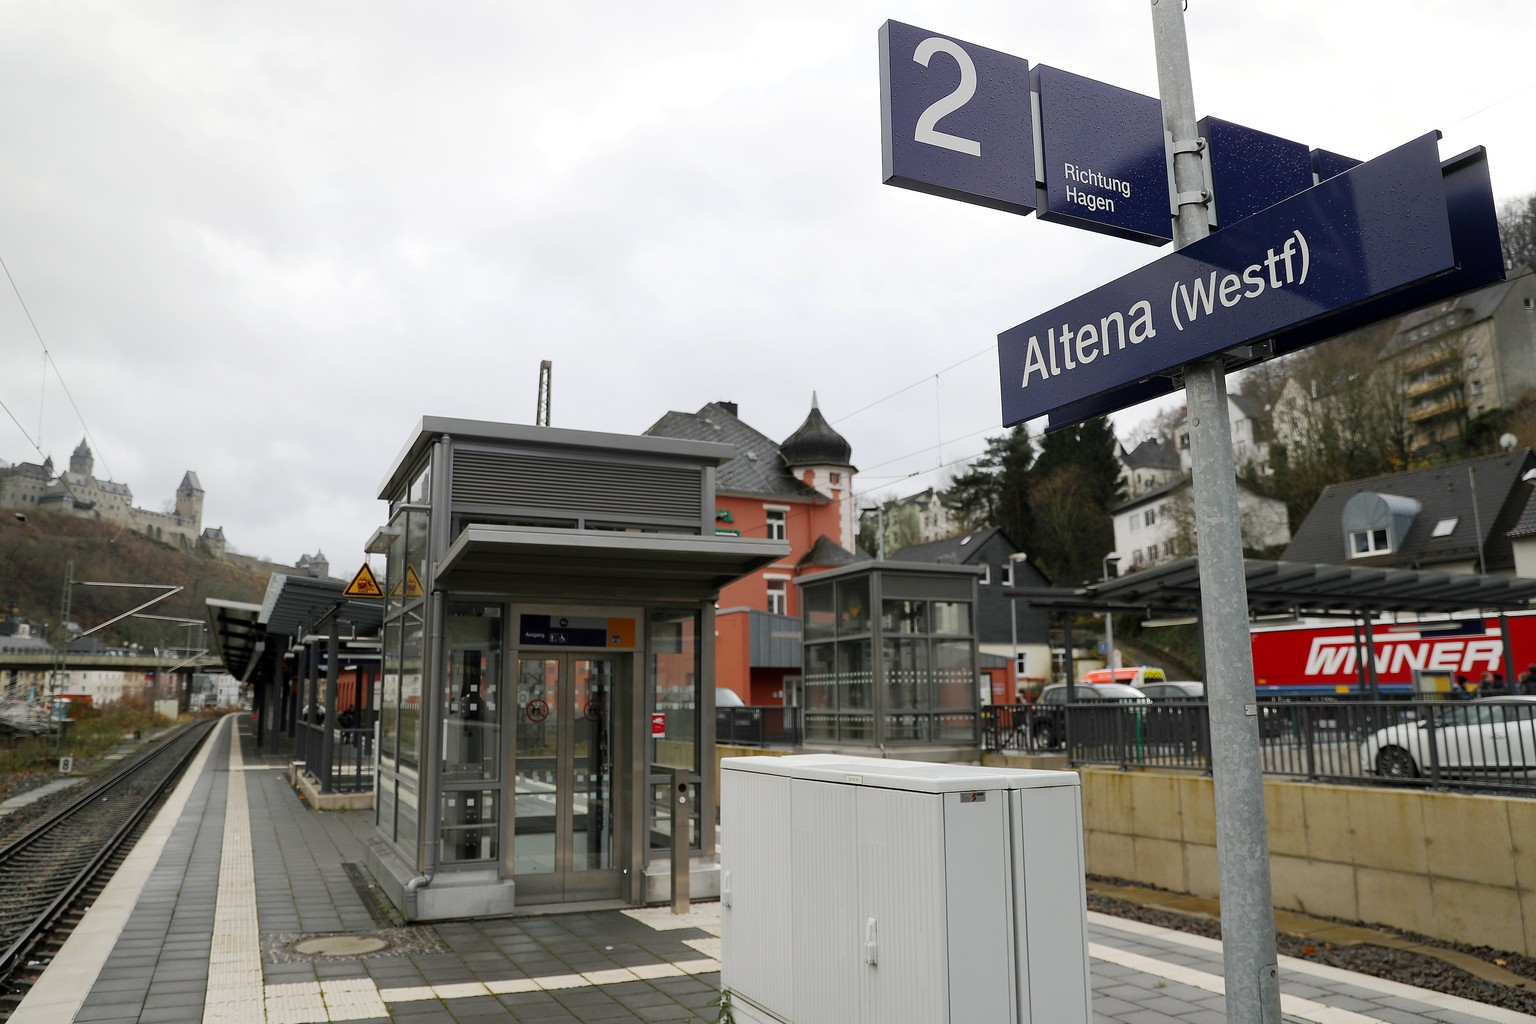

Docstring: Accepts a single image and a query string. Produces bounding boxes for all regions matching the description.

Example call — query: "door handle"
[863,916,878,966]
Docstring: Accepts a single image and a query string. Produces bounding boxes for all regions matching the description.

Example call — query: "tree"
[939,426,1035,542]
[1498,192,1536,271]
[1028,465,1114,583]
[1032,417,1124,513]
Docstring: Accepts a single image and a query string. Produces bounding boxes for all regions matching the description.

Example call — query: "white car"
[1360,696,1536,778]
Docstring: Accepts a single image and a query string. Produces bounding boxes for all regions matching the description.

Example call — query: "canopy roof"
[436,525,786,599]
[1009,556,1536,618]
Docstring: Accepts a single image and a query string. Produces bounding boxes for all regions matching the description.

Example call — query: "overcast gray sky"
[2,1,1533,576]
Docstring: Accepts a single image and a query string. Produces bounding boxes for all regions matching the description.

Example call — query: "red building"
[647,398,860,706]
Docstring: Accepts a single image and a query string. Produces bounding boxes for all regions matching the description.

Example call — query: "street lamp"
[1008,552,1029,701]
[1102,551,1122,679]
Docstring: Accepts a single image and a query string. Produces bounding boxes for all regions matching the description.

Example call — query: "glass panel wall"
[440,604,502,866]
[801,568,979,747]
[648,609,701,854]
[378,478,432,856]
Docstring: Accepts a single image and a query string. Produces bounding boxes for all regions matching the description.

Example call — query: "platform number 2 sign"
[878,20,1036,216]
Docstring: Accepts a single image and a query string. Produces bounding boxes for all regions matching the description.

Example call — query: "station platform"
[9,713,1533,1024]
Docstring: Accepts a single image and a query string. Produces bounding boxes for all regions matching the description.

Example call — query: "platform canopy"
[205,598,264,681]
[1008,556,1536,619]
[434,525,787,600]
[259,573,384,642]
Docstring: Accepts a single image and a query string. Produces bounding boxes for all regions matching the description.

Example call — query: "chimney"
[717,401,739,418]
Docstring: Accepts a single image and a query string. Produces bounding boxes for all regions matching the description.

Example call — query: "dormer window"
[1342,491,1420,559]
[1351,528,1390,555]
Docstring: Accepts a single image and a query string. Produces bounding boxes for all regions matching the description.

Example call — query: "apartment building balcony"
[1398,346,1460,376]
[1402,372,1458,400]
[1405,395,1464,424]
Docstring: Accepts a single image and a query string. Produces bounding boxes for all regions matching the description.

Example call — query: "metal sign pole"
[1150,3,1282,1023]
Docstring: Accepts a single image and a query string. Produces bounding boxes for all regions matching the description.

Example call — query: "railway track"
[0,719,217,1018]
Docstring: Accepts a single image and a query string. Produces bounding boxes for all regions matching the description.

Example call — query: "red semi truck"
[1250,613,1536,696]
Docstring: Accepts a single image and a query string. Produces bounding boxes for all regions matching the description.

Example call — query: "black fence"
[984,697,1536,795]
[295,722,375,794]
[717,706,802,747]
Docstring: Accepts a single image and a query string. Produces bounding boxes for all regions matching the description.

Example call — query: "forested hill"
[0,510,281,648]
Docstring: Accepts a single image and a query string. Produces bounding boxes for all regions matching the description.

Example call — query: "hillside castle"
[0,439,220,555]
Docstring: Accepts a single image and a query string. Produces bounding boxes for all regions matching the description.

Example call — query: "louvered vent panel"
[452,450,700,522]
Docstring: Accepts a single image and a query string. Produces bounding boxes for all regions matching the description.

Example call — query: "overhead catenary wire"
[0,251,115,511]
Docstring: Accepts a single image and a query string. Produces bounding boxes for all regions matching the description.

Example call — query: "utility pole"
[536,359,553,426]
[50,560,73,707]
[1151,3,1282,1022]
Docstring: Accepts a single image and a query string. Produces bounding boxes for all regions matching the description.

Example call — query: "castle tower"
[176,471,204,528]
[780,393,857,551]
[69,439,92,478]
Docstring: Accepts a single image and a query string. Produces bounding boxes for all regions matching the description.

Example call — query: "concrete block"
[1271,855,1356,921]
[1080,769,1136,836]
[1084,829,1134,877]
[1183,841,1220,900]
[1431,878,1527,954]
[1355,867,1435,936]
[1299,784,1355,865]
[1176,775,1216,847]
[1420,791,1515,887]
[1508,799,1536,894]
[1129,773,1183,842]
[1522,889,1536,958]
[1133,836,1187,893]
[1262,781,1308,858]
[1345,788,1427,874]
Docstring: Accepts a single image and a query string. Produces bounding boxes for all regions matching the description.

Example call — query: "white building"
[1111,475,1291,574]
[1174,393,1271,477]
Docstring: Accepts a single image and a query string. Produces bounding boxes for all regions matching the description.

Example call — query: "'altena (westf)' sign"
[997,133,1458,428]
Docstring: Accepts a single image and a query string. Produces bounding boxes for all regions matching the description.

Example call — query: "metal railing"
[716,706,802,747]
[295,721,375,794]
[985,698,1536,796]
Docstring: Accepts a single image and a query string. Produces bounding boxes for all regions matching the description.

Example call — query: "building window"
[978,564,991,585]
[1351,528,1390,556]
[1129,516,1139,534]
[830,472,841,485]
[1146,543,1158,562]
[1467,354,1480,370]
[1144,509,1156,527]
[1002,562,1014,587]
[766,508,787,541]
[766,578,787,616]
[1471,379,1485,396]
[1431,517,1459,538]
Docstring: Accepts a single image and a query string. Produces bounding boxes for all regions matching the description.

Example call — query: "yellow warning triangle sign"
[387,564,425,599]
[343,563,384,599]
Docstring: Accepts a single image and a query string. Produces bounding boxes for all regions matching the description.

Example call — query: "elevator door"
[513,654,622,903]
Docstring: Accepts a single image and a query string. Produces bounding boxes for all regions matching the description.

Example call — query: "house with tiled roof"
[1118,437,1182,499]
[1173,393,1271,476]
[1284,448,1536,574]
[1113,473,1291,573]
[645,397,858,705]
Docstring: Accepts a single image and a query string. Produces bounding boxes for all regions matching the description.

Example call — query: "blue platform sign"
[879,20,1035,215]
[998,133,1460,428]
[1311,148,1362,183]
[1033,65,1172,245]
[1200,116,1314,227]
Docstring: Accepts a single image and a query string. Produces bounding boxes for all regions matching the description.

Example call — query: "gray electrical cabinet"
[720,755,1091,1024]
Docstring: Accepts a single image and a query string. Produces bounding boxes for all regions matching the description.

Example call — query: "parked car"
[1141,681,1204,701]
[1028,682,1151,750]
[1360,696,1536,778]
